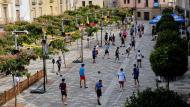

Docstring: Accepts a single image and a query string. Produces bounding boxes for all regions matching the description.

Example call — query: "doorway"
[144,12,150,20]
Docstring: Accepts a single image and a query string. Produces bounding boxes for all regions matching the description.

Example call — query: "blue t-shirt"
[79,67,85,76]
[96,82,102,89]
[133,68,139,77]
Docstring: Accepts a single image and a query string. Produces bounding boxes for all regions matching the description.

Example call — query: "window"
[50,0,53,3]
[137,12,141,17]
[124,0,126,4]
[50,6,53,15]
[82,1,85,7]
[89,1,92,5]
[60,0,62,4]
[32,8,36,18]
[138,0,141,3]
[15,0,20,5]
[127,0,130,4]
[60,5,63,13]
[16,10,20,21]
[145,0,148,7]
[163,0,165,2]
[39,7,42,16]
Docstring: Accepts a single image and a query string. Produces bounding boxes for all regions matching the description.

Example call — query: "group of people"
[58,23,145,105]
[104,31,115,45]
[52,56,62,75]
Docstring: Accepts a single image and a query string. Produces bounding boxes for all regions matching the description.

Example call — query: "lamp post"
[100,11,104,47]
[134,0,137,37]
[41,25,48,92]
[12,30,28,50]
[61,18,65,36]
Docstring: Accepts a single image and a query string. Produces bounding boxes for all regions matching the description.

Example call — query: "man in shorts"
[59,78,67,105]
[92,48,97,63]
[126,44,132,57]
[136,50,143,68]
[132,64,139,86]
[103,43,110,59]
[79,64,88,88]
[95,80,103,105]
[117,68,126,91]
[115,47,120,62]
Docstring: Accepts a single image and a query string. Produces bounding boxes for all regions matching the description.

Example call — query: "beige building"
[0,0,13,24]
[176,0,190,18]
[74,0,104,9]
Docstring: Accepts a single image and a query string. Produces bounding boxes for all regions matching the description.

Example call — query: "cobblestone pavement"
[4,21,187,107]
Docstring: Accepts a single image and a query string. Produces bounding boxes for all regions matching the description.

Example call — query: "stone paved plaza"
[2,21,190,107]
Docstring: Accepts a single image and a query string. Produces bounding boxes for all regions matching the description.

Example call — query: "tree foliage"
[126,88,187,107]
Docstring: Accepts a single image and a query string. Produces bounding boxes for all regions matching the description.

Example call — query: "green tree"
[49,39,69,68]
[150,45,188,89]
[125,88,187,107]
[0,49,37,107]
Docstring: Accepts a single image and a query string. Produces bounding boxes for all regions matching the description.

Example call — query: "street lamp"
[100,11,104,47]
[134,0,137,37]
[12,30,28,50]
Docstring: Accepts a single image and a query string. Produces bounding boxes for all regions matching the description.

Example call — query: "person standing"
[104,32,108,45]
[92,47,97,63]
[136,50,143,68]
[132,64,139,86]
[126,44,132,57]
[95,80,103,105]
[103,43,110,59]
[59,78,67,105]
[115,47,120,62]
[52,58,55,72]
[120,35,125,47]
[79,64,88,88]
[112,33,115,45]
[131,36,135,50]
[117,68,126,91]
[109,34,112,44]
[56,56,62,74]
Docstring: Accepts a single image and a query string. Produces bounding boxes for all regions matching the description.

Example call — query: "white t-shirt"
[136,52,142,60]
[118,71,126,81]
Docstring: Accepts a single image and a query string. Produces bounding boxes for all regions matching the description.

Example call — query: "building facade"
[74,0,103,9]
[117,0,175,20]
[176,0,190,18]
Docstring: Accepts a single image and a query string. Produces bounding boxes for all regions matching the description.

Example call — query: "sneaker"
[64,102,67,105]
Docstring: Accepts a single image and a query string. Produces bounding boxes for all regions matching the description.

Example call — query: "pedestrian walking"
[117,68,126,91]
[126,44,132,57]
[95,80,103,105]
[132,64,139,86]
[52,58,55,72]
[104,32,108,45]
[115,47,120,62]
[112,33,115,45]
[96,44,99,57]
[103,43,110,59]
[136,50,144,68]
[92,47,97,63]
[59,78,67,105]
[79,64,88,88]
[120,35,125,47]
[109,34,112,44]
[141,24,144,35]
[130,26,134,36]
[56,56,62,74]
[131,36,135,50]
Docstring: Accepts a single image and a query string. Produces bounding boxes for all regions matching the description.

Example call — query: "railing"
[0,70,44,106]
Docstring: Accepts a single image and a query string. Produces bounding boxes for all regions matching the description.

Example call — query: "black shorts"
[134,76,139,80]
[93,56,96,59]
[61,91,67,96]
[96,89,102,97]
[137,59,141,62]
[105,50,109,54]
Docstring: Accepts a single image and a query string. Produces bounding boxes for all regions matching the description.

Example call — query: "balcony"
[49,0,54,3]
[15,0,20,6]
[38,0,43,5]
[1,0,9,4]
[32,0,36,5]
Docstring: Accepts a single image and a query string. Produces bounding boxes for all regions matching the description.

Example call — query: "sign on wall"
[153,0,159,8]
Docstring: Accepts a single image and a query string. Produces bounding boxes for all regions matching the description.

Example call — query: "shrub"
[125,88,187,107]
